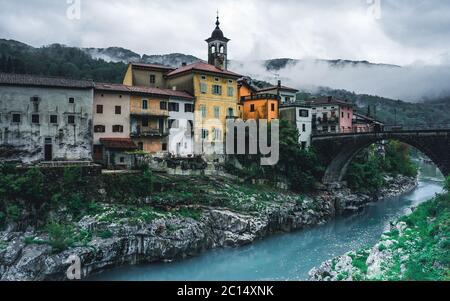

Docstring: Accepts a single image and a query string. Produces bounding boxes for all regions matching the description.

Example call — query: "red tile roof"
[94,83,194,100]
[100,138,138,150]
[166,61,242,78]
[258,85,299,93]
[131,63,175,72]
[305,96,354,107]
[0,73,94,89]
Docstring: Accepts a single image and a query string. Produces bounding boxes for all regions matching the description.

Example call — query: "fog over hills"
[2,39,450,102]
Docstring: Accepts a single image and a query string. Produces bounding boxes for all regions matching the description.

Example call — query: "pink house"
[306,96,354,134]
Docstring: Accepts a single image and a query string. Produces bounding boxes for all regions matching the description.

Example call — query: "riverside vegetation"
[309,176,450,281]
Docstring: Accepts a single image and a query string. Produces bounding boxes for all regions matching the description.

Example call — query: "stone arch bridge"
[311,129,450,184]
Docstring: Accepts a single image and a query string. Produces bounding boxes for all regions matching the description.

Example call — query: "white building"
[279,103,313,149]
[167,96,195,157]
[257,81,299,104]
[0,73,94,163]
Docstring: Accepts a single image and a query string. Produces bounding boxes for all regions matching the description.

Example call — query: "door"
[44,144,53,161]
[93,145,104,162]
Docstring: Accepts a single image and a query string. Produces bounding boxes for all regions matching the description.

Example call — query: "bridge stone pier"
[311,130,450,184]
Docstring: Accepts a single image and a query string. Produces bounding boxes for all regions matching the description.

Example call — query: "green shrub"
[97,230,113,239]
[0,211,5,226]
[444,176,450,192]
[6,204,22,221]
[46,223,75,252]
[176,208,202,221]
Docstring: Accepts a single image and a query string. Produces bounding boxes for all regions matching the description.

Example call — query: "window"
[201,129,209,139]
[138,142,144,151]
[285,96,290,103]
[50,115,58,124]
[168,119,179,129]
[212,85,222,95]
[112,125,124,133]
[214,106,220,118]
[301,141,307,150]
[115,106,122,115]
[150,75,156,84]
[162,143,168,151]
[184,103,194,113]
[120,157,125,163]
[227,87,234,97]
[214,77,220,82]
[31,97,39,112]
[201,75,207,80]
[142,117,149,127]
[142,100,148,110]
[12,114,21,123]
[302,124,306,132]
[228,108,234,118]
[341,112,344,118]
[250,104,255,112]
[96,105,103,114]
[32,114,40,124]
[168,102,179,112]
[69,97,75,104]
[160,101,167,110]
[200,105,207,118]
[68,115,75,124]
[228,80,233,84]
[212,128,221,140]
[348,113,350,119]
[322,126,328,132]
[322,113,328,120]
[94,125,106,133]
[200,82,208,94]
[331,125,336,132]
[299,109,309,117]
[271,103,275,112]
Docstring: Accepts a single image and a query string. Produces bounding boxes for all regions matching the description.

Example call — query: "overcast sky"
[1,0,450,66]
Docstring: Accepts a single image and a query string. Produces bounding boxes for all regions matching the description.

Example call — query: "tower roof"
[206,14,230,43]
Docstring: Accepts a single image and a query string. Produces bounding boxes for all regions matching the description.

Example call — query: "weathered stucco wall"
[0,86,93,163]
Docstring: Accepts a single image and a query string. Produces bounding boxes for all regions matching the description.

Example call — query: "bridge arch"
[311,131,450,184]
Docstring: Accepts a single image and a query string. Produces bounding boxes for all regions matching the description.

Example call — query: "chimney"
[172,86,177,91]
[182,62,187,67]
[277,80,282,89]
[328,96,332,103]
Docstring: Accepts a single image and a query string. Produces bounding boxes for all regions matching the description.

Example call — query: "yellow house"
[165,62,241,152]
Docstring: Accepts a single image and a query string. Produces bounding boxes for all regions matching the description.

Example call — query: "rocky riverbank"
[0,175,417,281]
[309,185,449,281]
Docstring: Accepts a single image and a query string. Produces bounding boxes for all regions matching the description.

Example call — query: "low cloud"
[230,60,450,102]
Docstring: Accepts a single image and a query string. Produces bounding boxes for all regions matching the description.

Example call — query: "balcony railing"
[131,127,168,138]
[131,108,169,118]
[240,93,279,102]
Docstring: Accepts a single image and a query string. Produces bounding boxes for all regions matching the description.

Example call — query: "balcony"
[131,127,168,138]
[131,108,169,118]
[240,93,279,102]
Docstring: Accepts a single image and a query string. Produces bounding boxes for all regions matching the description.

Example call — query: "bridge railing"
[312,124,450,136]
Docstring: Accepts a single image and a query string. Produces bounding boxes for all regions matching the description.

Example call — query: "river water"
[90,162,444,281]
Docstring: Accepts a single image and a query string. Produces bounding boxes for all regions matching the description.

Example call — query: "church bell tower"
[206,13,230,70]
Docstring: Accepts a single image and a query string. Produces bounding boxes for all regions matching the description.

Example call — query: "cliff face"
[0,176,417,281]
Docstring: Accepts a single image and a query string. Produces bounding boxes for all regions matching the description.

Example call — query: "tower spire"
[216,10,220,28]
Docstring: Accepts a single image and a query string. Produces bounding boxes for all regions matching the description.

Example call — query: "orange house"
[238,79,279,121]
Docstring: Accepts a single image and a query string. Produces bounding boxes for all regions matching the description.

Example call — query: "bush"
[6,204,22,221]
[46,223,75,252]
[444,176,450,192]
[0,211,5,227]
